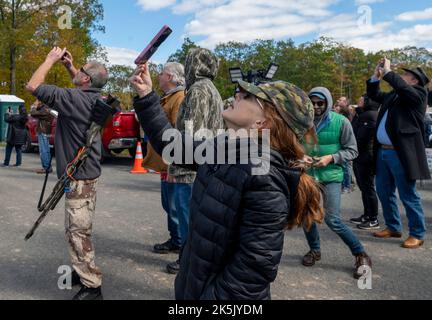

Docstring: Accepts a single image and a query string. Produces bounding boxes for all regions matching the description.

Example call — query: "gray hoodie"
[309,87,358,165]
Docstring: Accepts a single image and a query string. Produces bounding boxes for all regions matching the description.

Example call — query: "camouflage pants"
[65,179,102,288]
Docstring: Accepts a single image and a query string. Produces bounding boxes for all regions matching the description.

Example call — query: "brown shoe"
[302,250,321,267]
[373,229,402,239]
[354,252,372,279]
[402,236,424,249]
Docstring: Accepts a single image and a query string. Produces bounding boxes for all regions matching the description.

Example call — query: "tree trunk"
[9,45,16,95]
[9,0,17,95]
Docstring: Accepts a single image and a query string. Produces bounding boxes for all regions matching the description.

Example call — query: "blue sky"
[94,0,432,66]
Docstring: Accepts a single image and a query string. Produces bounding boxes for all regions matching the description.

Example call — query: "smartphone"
[135,25,172,65]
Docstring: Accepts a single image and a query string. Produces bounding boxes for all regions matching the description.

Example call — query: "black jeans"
[353,161,378,220]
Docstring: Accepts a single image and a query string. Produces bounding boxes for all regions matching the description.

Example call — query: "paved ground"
[0,148,431,300]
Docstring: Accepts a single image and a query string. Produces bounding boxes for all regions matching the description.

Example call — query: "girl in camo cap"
[131,63,323,300]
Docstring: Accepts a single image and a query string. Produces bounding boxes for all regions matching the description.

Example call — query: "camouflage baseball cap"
[237,80,314,139]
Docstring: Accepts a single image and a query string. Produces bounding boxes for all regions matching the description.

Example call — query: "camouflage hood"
[184,48,219,89]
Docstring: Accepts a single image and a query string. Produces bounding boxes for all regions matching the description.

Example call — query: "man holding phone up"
[26,47,109,300]
[368,58,430,249]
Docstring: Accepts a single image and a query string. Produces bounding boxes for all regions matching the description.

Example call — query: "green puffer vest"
[306,112,345,183]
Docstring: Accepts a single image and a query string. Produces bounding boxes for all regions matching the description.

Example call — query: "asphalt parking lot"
[0,148,431,300]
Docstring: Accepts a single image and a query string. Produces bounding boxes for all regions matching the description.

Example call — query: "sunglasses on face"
[236,91,264,110]
[312,101,326,107]
[80,67,93,82]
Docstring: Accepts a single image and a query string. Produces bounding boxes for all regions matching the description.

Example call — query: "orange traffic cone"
[130,142,149,174]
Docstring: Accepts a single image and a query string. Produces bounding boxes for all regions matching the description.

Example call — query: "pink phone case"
[135,25,173,65]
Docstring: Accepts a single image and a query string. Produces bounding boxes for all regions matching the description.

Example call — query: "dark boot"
[153,239,181,254]
[302,250,321,267]
[166,260,180,274]
[72,286,103,300]
[354,252,372,279]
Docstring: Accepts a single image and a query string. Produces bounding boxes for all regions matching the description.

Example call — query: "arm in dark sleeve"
[383,71,426,106]
[4,113,13,123]
[4,114,22,124]
[133,91,200,172]
[30,107,50,120]
[366,78,387,104]
[32,85,73,115]
[201,174,288,300]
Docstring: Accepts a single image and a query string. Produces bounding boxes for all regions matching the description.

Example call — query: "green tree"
[167,37,199,65]
[0,0,104,103]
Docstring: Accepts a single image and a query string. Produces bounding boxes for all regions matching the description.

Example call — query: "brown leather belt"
[381,144,395,150]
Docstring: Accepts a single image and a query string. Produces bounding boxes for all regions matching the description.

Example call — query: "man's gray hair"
[164,62,185,87]
[86,61,109,89]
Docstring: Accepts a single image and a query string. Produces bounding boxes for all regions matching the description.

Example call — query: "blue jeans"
[38,133,52,170]
[173,183,193,246]
[304,182,365,255]
[4,143,22,166]
[342,162,352,189]
[161,181,181,247]
[376,148,426,240]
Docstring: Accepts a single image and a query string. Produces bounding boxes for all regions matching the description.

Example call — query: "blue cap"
[309,92,327,101]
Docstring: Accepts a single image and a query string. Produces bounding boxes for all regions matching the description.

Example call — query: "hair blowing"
[261,100,324,231]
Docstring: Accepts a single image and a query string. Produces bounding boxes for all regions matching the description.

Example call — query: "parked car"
[24,110,142,162]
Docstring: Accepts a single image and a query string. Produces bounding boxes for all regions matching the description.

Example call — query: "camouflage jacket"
[169,48,224,184]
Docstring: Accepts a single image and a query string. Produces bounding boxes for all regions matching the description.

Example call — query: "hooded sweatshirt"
[169,48,225,183]
[308,87,358,166]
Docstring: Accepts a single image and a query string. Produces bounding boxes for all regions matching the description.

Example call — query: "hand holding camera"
[45,47,68,65]
[61,50,74,69]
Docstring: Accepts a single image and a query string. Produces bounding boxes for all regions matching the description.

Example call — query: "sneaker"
[350,215,368,225]
[166,260,180,274]
[153,240,181,254]
[72,286,103,300]
[354,253,372,279]
[302,250,321,267]
[358,220,380,230]
[0,164,9,168]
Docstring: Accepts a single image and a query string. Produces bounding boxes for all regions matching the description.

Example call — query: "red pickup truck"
[24,111,142,161]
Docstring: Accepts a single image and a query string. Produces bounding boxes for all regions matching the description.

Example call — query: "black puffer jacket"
[134,92,301,300]
[5,113,28,146]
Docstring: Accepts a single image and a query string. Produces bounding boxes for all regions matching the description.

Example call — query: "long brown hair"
[261,100,324,231]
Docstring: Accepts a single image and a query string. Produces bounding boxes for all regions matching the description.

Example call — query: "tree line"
[1,1,431,109]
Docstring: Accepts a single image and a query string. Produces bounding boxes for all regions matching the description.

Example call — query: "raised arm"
[383,71,426,107]
[61,51,79,81]
[131,63,201,172]
[366,58,388,104]
[26,47,67,93]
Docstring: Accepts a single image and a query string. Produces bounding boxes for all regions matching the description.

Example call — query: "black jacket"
[5,113,28,146]
[134,92,301,300]
[352,98,380,164]
[367,71,430,181]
